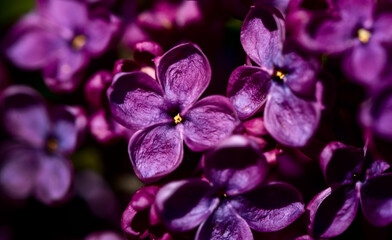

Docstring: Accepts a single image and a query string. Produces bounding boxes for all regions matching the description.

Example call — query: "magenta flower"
[107,42,240,183]
[307,141,392,238]
[155,136,305,239]
[227,6,322,147]
[0,86,86,204]
[5,0,120,92]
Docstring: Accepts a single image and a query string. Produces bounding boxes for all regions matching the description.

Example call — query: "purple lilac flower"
[307,141,392,238]
[227,5,322,147]
[0,86,86,204]
[107,42,240,183]
[154,135,305,239]
[85,231,125,240]
[4,0,120,92]
[287,0,392,88]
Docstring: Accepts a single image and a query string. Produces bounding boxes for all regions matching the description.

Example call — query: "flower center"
[46,138,59,153]
[272,69,286,83]
[173,113,183,124]
[72,34,87,50]
[275,70,285,80]
[357,28,371,43]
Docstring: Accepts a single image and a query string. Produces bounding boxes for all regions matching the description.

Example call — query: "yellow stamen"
[357,28,371,43]
[275,70,285,80]
[173,113,183,124]
[46,138,58,152]
[72,34,87,50]
[223,193,227,198]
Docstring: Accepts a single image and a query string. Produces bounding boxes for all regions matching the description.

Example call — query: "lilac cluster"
[1,0,392,239]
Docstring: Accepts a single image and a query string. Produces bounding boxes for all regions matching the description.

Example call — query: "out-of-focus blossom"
[85,230,125,240]
[0,85,86,204]
[287,0,392,89]
[227,6,322,147]
[307,141,392,238]
[107,42,239,183]
[4,0,120,92]
[155,135,304,239]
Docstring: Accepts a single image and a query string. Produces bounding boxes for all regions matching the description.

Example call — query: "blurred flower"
[85,230,125,240]
[0,85,86,204]
[155,135,304,239]
[107,42,239,183]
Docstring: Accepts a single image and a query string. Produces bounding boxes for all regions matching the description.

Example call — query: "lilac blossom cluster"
[0,0,392,239]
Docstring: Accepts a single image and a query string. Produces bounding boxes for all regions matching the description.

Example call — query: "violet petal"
[183,95,239,152]
[230,181,305,232]
[307,185,359,238]
[195,201,254,240]
[51,107,79,155]
[240,6,284,72]
[360,173,392,227]
[203,135,268,196]
[227,66,271,120]
[155,179,219,232]
[156,42,211,110]
[264,83,320,147]
[128,124,183,183]
[107,72,170,130]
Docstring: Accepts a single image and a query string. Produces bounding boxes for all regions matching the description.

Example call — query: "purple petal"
[373,14,392,43]
[240,6,285,71]
[155,179,219,232]
[156,43,211,109]
[264,83,321,147]
[35,154,73,205]
[183,95,239,152]
[107,72,170,130]
[195,201,254,240]
[134,41,164,64]
[84,70,112,109]
[343,43,387,86]
[51,106,79,155]
[319,141,364,187]
[227,66,271,119]
[335,0,374,21]
[6,29,60,70]
[121,202,148,238]
[128,124,183,183]
[360,173,392,227]
[0,143,39,199]
[84,19,114,56]
[0,86,49,147]
[307,185,359,238]
[230,181,305,232]
[203,135,269,196]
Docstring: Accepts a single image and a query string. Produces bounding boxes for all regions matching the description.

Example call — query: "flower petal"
[0,143,39,199]
[360,173,392,227]
[230,181,305,232]
[35,154,73,205]
[227,66,271,119]
[0,86,49,147]
[155,179,219,232]
[319,141,364,187]
[240,6,285,71]
[51,106,79,155]
[307,185,359,238]
[107,72,170,130]
[128,124,183,183]
[264,83,321,147]
[195,201,254,240]
[203,135,268,196]
[156,43,211,109]
[183,95,239,152]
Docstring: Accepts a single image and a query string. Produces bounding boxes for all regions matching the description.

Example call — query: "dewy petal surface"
[360,173,392,227]
[156,43,211,109]
[230,181,305,232]
[195,201,254,240]
[227,66,271,119]
[155,179,219,232]
[35,154,72,205]
[264,83,320,147]
[107,72,170,130]
[0,86,50,147]
[307,185,359,238]
[203,135,268,196]
[128,124,183,183]
[183,95,239,152]
[0,143,39,199]
[319,142,364,187]
[240,6,284,72]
